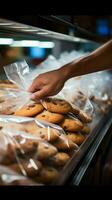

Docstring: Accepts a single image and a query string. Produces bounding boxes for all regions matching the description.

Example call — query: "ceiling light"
[0,38,14,45]
[11,40,55,48]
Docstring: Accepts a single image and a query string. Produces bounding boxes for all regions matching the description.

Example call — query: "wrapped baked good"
[0,115,79,185]
[0,165,39,185]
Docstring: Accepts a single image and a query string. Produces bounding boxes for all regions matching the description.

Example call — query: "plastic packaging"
[4,57,112,123]
[3,59,93,122]
[0,115,78,185]
[58,77,94,118]
[0,165,38,185]
[80,70,112,114]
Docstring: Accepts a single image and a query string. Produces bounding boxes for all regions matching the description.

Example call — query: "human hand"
[28,69,66,101]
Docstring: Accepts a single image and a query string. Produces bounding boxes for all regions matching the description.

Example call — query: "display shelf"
[54,108,112,185]
[0,17,100,44]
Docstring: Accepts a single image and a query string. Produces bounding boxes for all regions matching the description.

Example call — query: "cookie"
[0,165,38,185]
[67,133,86,145]
[29,127,60,142]
[0,106,16,115]
[0,138,38,165]
[36,110,65,124]
[60,118,83,132]
[53,134,78,151]
[37,142,57,160]
[43,98,72,114]
[0,143,18,165]
[72,105,80,115]
[0,83,18,89]
[14,102,44,117]
[24,121,40,134]
[9,159,42,177]
[13,136,38,154]
[0,149,16,165]
[36,167,59,184]
[48,152,70,167]
[81,125,91,134]
[77,110,92,123]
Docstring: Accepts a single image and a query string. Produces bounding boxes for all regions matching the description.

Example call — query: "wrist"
[57,66,68,82]
[58,61,78,81]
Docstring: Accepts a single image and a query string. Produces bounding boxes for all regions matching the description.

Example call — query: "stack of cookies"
[0,96,93,185]
[0,118,78,185]
[14,98,92,146]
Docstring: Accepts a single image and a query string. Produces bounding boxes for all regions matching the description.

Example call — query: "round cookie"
[49,152,70,167]
[9,159,42,177]
[36,110,65,124]
[60,118,83,132]
[0,165,38,185]
[13,136,38,154]
[36,167,59,184]
[81,125,91,134]
[29,127,60,142]
[67,133,86,145]
[43,98,72,114]
[1,138,38,165]
[77,110,92,123]
[14,102,44,117]
[53,134,78,151]
[37,142,57,160]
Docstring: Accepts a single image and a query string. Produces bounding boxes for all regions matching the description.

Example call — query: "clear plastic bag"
[58,77,94,118]
[0,115,78,185]
[4,60,31,90]
[0,88,31,115]
[80,70,112,114]
[3,59,93,123]
[0,60,33,114]
[0,165,38,185]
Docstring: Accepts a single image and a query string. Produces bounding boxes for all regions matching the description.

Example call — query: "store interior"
[0,16,112,186]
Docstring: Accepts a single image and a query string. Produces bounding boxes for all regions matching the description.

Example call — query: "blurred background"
[0,15,112,79]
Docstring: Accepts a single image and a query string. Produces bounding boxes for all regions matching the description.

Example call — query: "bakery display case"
[0,16,112,185]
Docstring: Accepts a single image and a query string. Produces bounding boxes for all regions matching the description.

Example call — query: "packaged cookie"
[47,152,70,167]
[0,115,68,185]
[52,134,79,151]
[60,117,83,132]
[9,159,43,178]
[0,165,38,185]
[81,125,91,134]
[41,98,73,114]
[0,123,58,183]
[0,115,63,143]
[14,102,44,117]
[0,88,31,115]
[36,110,65,124]
[77,110,92,123]
[35,166,59,184]
[66,133,86,145]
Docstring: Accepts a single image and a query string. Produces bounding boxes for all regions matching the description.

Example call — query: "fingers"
[28,78,41,93]
[30,88,49,100]
[28,82,39,93]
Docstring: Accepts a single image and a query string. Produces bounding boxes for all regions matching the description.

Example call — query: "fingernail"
[30,93,35,99]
